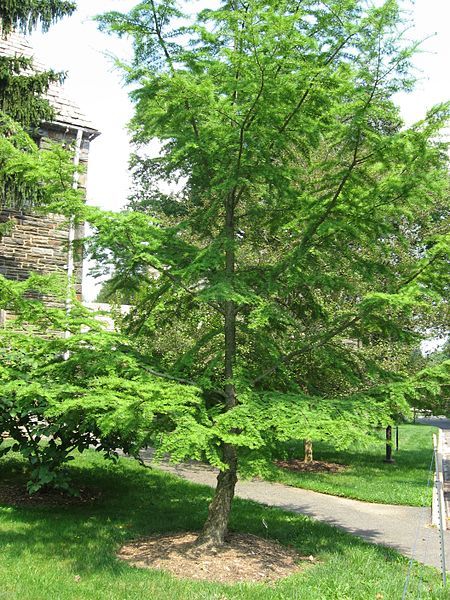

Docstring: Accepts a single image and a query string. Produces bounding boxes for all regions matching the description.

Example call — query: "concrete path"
[139,422,450,570]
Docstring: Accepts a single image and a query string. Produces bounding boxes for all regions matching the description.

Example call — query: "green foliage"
[411,358,450,416]
[0,274,207,492]
[0,0,77,209]
[95,276,138,305]
[0,55,61,129]
[3,271,441,494]
[0,110,82,211]
[0,1,73,130]
[0,213,14,237]
[0,0,75,35]
[91,0,450,470]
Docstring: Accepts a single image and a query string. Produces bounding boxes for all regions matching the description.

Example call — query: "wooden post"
[384,425,395,463]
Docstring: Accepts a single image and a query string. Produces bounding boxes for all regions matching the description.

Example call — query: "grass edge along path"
[268,424,436,506]
[0,451,448,599]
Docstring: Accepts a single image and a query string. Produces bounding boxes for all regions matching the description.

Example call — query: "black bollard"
[384,425,395,463]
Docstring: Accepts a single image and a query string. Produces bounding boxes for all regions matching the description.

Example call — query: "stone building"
[0,33,100,301]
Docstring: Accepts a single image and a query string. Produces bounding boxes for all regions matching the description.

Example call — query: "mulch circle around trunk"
[275,459,346,473]
[0,484,101,507]
[118,532,312,583]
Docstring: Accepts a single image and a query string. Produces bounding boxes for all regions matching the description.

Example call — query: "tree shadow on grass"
[277,440,434,470]
[0,452,409,582]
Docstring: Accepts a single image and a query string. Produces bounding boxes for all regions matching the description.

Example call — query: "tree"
[0,0,77,211]
[95,276,137,305]
[0,273,202,493]
[410,341,450,416]
[0,0,75,129]
[91,0,450,546]
[0,1,75,35]
[0,1,94,491]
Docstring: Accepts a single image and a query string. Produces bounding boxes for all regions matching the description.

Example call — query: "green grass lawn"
[0,450,447,599]
[269,423,436,506]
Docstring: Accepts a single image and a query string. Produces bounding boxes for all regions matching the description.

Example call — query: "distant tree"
[95,277,137,305]
[90,0,450,548]
[411,341,450,416]
[0,0,75,128]
[0,1,75,35]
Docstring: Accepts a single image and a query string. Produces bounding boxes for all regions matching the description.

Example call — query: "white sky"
[29,0,450,301]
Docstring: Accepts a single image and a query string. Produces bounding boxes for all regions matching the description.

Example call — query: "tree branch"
[276,33,357,138]
[251,248,445,387]
[252,315,361,385]
[149,0,201,143]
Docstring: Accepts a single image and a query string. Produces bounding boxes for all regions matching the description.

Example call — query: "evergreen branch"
[149,0,201,144]
[399,252,444,289]
[275,54,386,276]
[148,371,227,400]
[149,0,173,66]
[0,1,76,35]
[312,194,405,247]
[117,344,228,399]
[235,63,265,178]
[273,133,362,280]
[140,364,200,388]
[121,230,224,316]
[125,281,172,335]
[231,2,249,106]
[296,133,361,252]
[252,246,446,387]
[148,261,224,316]
[172,328,222,371]
[276,33,357,137]
[252,315,360,386]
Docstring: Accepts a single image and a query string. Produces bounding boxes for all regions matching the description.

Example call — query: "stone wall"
[0,127,91,301]
[0,210,84,299]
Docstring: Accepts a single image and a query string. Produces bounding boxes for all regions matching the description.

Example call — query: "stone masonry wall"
[0,128,90,301]
[0,210,83,299]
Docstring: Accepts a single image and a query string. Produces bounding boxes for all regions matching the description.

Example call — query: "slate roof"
[0,32,100,136]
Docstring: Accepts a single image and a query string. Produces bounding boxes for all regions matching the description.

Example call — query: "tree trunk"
[197,192,238,547]
[196,443,237,547]
[304,439,313,463]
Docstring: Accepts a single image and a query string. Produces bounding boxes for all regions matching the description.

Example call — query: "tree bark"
[196,443,237,547]
[304,439,313,463]
[197,193,238,547]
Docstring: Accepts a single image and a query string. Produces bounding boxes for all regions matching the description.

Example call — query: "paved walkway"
[139,427,450,571]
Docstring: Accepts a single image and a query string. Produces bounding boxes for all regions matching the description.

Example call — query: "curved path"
[139,419,450,571]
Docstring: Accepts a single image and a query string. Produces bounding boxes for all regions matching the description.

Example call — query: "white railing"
[432,432,447,585]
